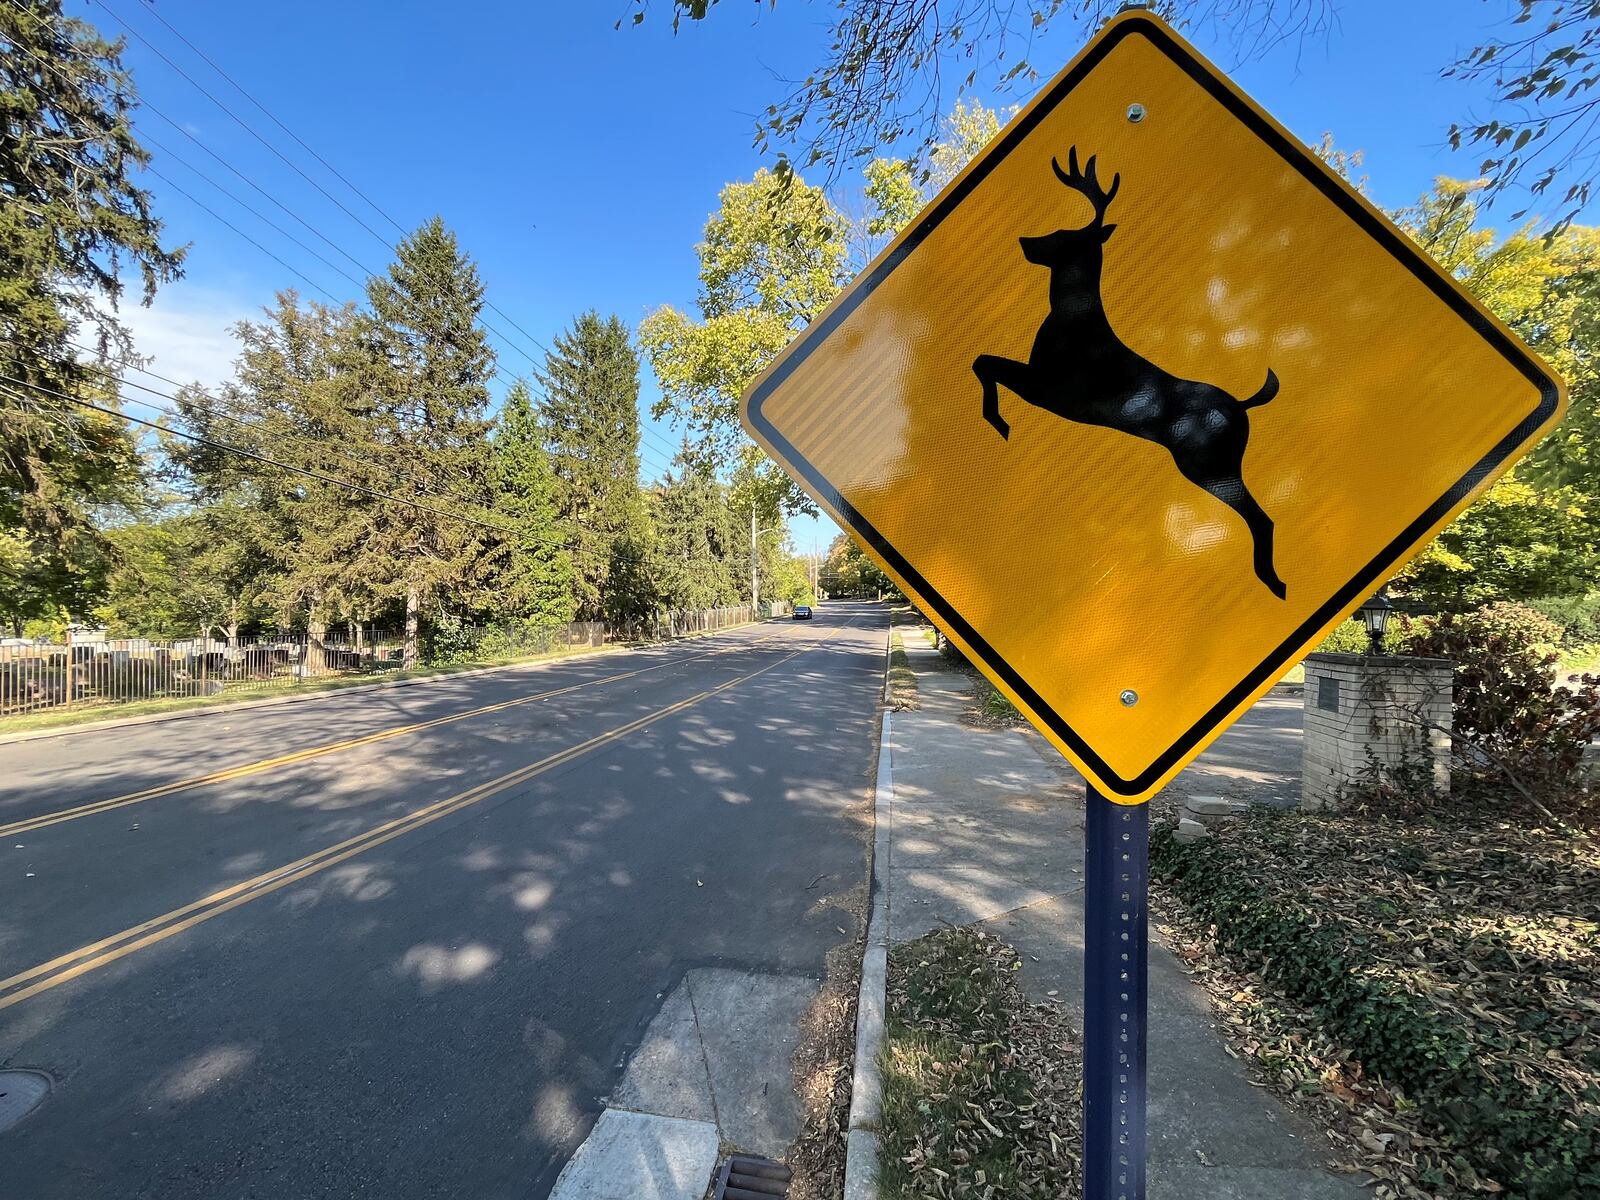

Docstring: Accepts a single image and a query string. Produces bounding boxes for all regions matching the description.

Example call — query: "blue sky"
[88,0,1531,552]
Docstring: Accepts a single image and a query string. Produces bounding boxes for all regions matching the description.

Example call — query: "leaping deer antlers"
[1052,147,1121,223]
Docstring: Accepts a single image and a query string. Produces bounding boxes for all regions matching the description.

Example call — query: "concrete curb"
[0,621,771,747]
[842,705,893,1200]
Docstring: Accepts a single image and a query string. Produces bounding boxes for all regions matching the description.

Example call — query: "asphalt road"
[0,602,887,1198]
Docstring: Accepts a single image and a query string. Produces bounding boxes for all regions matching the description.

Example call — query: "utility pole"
[749,504,782,617]
[750,506,760,616]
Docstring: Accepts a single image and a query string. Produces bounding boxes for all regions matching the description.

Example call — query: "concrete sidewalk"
[885,638,1361,1199]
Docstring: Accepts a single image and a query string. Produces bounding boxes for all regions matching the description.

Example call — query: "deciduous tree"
[636,1,1600,229]
[640,168,848,520]
[651,456,742,612]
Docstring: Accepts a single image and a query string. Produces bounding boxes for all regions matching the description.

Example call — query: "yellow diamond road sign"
[741,12,1567,804]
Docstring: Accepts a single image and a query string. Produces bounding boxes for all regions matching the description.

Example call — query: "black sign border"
[745,14,1562,796]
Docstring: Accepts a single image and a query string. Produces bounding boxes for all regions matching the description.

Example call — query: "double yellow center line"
[0,629,785,840]
[0,625,851,1012]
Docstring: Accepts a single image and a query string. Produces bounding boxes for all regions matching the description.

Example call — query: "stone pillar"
[1301,653,1454,811]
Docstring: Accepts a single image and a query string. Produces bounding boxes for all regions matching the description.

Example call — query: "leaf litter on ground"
[879,927,1083,1199]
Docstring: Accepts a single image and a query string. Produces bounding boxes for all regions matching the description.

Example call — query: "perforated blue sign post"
[1083,786,1149,1200]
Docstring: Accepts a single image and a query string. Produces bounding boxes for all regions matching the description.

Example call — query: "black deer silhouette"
[974,149,1286,599]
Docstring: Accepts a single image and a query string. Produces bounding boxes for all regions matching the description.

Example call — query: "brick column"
[1301,653,1454,810]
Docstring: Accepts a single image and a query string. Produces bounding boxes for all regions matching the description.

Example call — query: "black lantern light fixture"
[1358,589,1394,654]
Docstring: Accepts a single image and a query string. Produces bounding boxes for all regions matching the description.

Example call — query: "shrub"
[1526,593,1600,651]
[1313,619,1370,654]
[1400,602,1600,807]
[424,616,482,666]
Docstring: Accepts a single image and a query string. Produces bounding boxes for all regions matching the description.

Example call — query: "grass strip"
[879,927,1082,1199]
[887,631,920,711]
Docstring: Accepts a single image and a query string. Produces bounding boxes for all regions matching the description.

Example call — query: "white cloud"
[112,283,255,393]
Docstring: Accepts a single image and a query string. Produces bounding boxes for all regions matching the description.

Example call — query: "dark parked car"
[793,605,813,620]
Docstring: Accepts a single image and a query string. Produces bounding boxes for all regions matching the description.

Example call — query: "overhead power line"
[9,0,683,480]
[60,343,673,499]
[91,0,397,253]
[111,0,562,357]
[93,0,551,372]
[5,374,672,568]
[125,0,410,239]
[0,373,524,537]
[63,345,501,510]
[140,165,345,305]
[138,128,368,291]
[6,0,546,374]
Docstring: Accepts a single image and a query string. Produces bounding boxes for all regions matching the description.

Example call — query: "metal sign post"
[1083,786,1148,1200]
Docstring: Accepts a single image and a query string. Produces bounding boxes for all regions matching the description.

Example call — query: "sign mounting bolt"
[1120,689,1139,707]
[1127,102,1147,123]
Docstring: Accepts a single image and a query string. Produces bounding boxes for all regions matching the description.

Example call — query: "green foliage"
[1398,180,1600,498]
[94,518,192,637]
[861,99,1010,252]
[175,293,377,636]
[862,157,921,240]
[601,519,657,627]
[0,524,110,636]
[488,381,576,625]
[538,310,647,620]
[761,535,814,607]
[1313,619,1370,655]
[977,682,1020,723]
[1526,592,1600,650]
[1384,179,1600,609]
[1528,225,1600,493]
[1399,603,1600,802]
[640,168,847,513]
[1153,815,1600,1200]
[651,461,742,611]
[819,532,892,598]
[886,630,919,710]
[422,613,481,666]
[1,0,182,622]
[1398,476,1597,608]
[1443,3,1600,230]
[644,0,1600,237]
[696,169,851,323]
[363,217,498,663]
[422,615,588,667]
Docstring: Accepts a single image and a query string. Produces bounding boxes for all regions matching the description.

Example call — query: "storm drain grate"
[0,1070,50,1133]
[711,1153,792,1199]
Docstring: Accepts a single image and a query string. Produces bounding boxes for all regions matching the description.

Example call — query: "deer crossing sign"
[741,12,1566,805]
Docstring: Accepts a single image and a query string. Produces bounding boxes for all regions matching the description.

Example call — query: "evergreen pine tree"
[174,293,377,666]
[652,450,741,612]
[1,1,184,627]
[537,311,645,620]
[363,218,497,666]
[488,381,576,625]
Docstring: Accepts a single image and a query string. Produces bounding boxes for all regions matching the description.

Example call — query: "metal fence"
[0,603,789,720]
[0,630,409,718]
[609,603,789,643]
